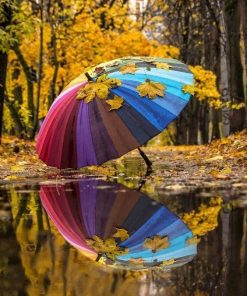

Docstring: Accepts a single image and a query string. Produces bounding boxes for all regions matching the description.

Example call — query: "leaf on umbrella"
[154,62,171,70]
[106,96,124,111]
[86,235,128,260]
[128,258,144,265]
[76,83,109,102]
[86,235,117,253]
[95,66,105,75]
[136,79,165,99]
[76,74,121,102]
[183,84,195,95]
[104,78,122,88]
[107,60,120,67]
[186,236,201,245]
[143,235,170,252]
[119,64,137,74]
[160,259,175,266]
[97,74,122,88]
[112,227,129,241]
[142,57,156,63]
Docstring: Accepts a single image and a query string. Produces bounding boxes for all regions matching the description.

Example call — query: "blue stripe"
[120,207,178,248]
[109,69,193,91]
[111,78,191,102]
[116,102,160,145]
[112,86,176,131]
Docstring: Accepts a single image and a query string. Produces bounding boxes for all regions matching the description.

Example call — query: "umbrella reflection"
[39,179,197,270]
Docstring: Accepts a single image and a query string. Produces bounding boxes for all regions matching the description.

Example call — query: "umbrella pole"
[138,147,152,169]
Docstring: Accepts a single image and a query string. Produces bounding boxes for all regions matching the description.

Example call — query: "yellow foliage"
[189,66,221,108]
[4,0,180,132]
[182,197,223,236]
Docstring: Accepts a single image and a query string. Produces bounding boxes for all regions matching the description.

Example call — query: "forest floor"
[0,130,246,199]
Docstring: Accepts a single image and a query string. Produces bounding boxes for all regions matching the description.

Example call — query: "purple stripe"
[89,100,119,164]
[79,180,98,237]
[76,102,97,167]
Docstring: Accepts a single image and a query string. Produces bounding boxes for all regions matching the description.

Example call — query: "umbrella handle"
[85,72,93,81]
[138,147,152,167]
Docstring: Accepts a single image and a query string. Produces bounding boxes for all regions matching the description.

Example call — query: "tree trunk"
[225,0,245,132]
[212,109,221,140]
[0,3,12,143]
[240,0,247,126]
[219,2,231,136]
[48,23,59,108]
[13,46,35,136]
[32,0,44,139]
[188,98,199,144]
[4,96,26,136]
[0,52,8,144]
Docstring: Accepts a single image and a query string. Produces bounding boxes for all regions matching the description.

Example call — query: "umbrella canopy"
[40,179,197,270]
[36,56,194,169]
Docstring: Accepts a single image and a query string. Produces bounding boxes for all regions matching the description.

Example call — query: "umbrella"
[40,179,197,270]
[36,56,194,169]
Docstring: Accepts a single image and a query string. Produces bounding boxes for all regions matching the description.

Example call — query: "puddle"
[0,173,246,296]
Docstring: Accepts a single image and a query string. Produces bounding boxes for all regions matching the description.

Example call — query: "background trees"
[0,0,246,144]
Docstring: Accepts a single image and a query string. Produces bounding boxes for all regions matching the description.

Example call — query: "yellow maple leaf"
[154,62,171,70]
[129,258,144,265]
[86,235,117,253]
[136,79,165,99]
[143,235,170,252]
[106,96,124,111]
[183,84,195,95]
[160,259,175,266]
[112,227,129,241]
[86,235,128,260]
[119,64,137,74]
[76,75,121,102]
[76,83,109,102]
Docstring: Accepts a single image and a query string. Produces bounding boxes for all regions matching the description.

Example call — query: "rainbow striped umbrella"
[36,57,194,169]
[40,179,197,270]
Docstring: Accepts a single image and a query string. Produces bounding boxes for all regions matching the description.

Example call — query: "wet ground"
[0,152,247,296]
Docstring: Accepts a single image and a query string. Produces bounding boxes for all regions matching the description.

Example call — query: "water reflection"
[40,179,197,270]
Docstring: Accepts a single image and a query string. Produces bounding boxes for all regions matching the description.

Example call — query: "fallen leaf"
[143,235,170,252]
[76,75,121,102]
[205,155,223,162]
[129,258,144,265]
[221,167,232,174]
[86,235,128,260]
[106,96,124,111]
[160,259,175,266]
[119,64,137,74]
[154,62,171,70]
[136,79,165,99]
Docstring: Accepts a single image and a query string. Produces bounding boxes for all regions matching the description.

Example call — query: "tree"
[0,1,12,143]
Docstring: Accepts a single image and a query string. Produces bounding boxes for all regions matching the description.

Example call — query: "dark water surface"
[0,160,246,296]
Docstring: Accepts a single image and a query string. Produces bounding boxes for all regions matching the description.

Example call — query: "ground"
[0,131,246,200]
[0,130,247,193]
